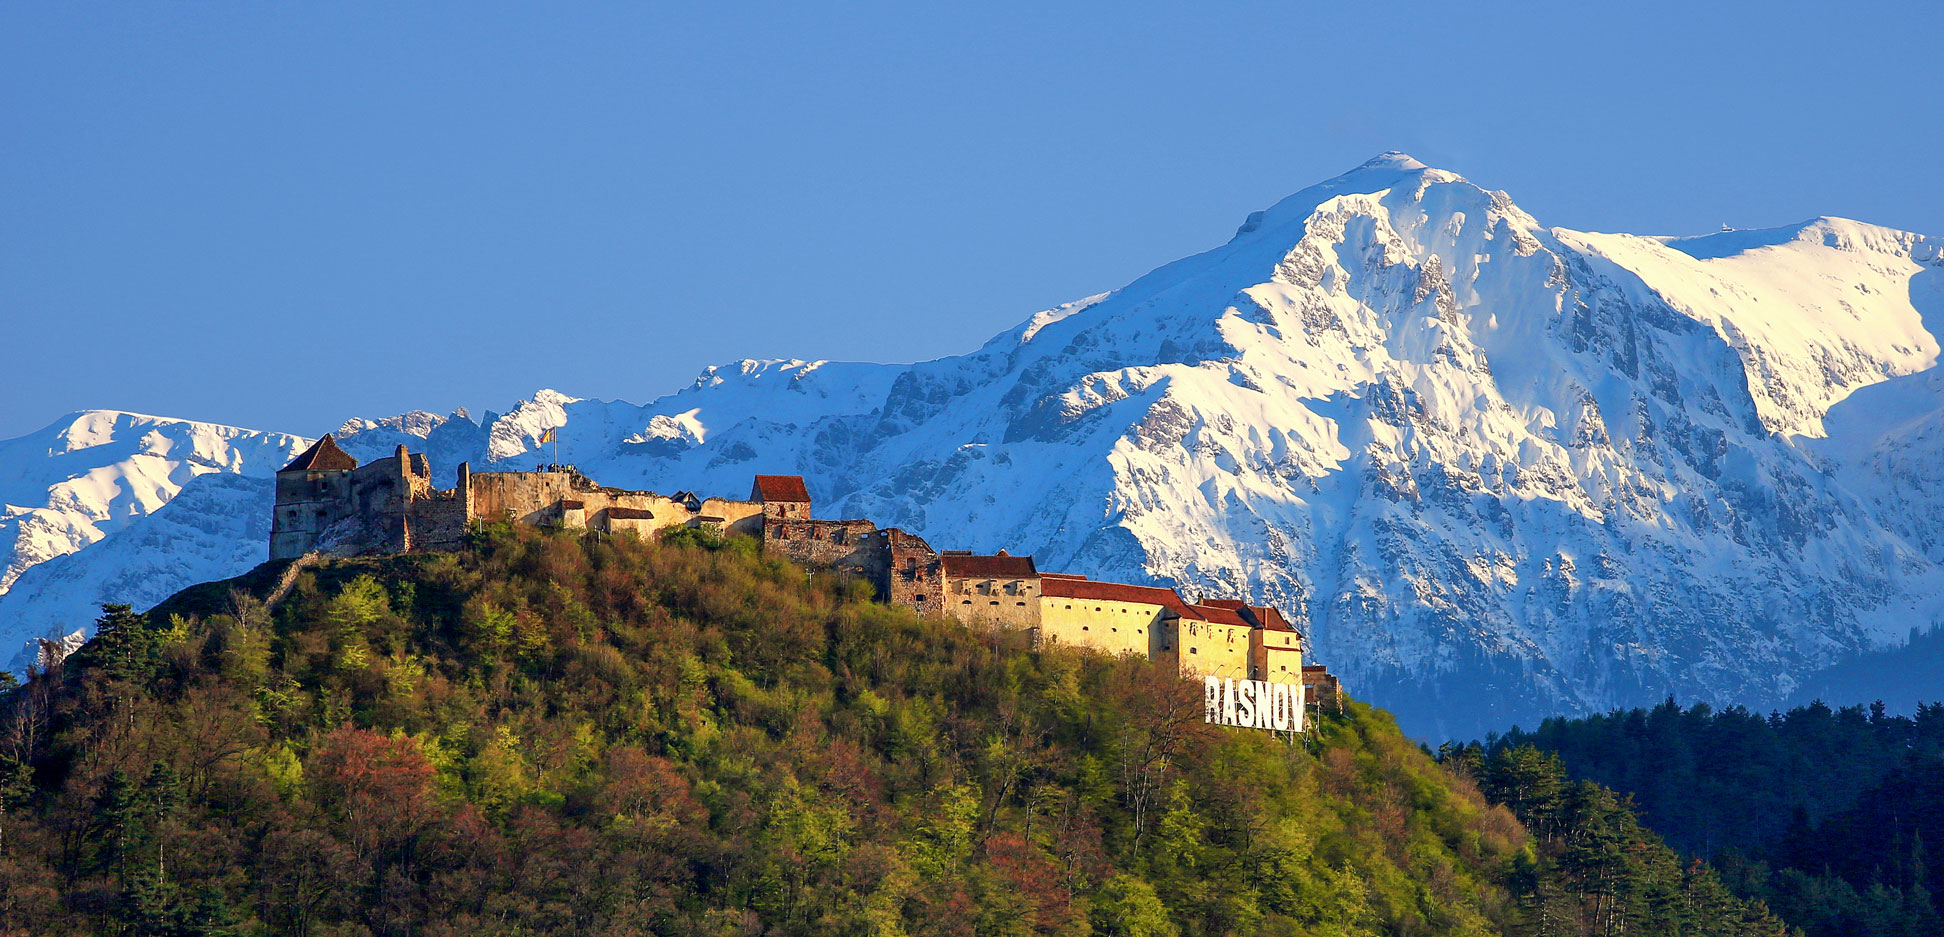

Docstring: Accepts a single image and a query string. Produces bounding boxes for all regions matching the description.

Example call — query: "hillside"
[4,154,1943,738]
[0,527,1789,936]
[1478,700,1944,937]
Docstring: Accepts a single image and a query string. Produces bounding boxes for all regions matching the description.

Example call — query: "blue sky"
[3,2,1936,439]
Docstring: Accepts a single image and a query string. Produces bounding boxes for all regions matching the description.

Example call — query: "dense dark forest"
[0,525,1790,936]
[1466,699,1944,937]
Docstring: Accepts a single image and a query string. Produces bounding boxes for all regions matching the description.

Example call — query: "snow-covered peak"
[337,409,462,440]
[1240,152,1474,239]
[1664,216,1939,262]
[1566,216,1942,436]
[1359,150,1430,172]
[3,158,1941,739]
[0,411,307,602]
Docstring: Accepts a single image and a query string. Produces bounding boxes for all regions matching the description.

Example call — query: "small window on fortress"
[1082,626,1089,631]
[914,595,925,602]
[1015,601,1025,606]
[989,600,999,606]
[962,600,972,605]
[1190,647,1199,655]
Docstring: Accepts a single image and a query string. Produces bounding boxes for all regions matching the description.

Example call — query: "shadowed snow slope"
[5,154,1942,738]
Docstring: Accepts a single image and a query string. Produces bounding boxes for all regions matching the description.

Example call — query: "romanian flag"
[539,427,557,444]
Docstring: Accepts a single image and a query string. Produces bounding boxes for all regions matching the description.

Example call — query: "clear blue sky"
[3,2,1936,439]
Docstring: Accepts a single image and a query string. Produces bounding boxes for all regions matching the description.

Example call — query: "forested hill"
[1476,701,1944,937]
[0,526,1789,937]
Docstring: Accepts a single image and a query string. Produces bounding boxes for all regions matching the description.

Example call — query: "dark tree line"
[1476,698,1944,936]
[1437,744,1792,937]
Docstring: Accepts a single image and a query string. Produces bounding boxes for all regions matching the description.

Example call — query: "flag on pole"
[539,427,556,444]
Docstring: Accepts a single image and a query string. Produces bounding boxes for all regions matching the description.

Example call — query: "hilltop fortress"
[271,436,1341,712]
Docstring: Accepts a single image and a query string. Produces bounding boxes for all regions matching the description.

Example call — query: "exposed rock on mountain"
[6,154,1941,737]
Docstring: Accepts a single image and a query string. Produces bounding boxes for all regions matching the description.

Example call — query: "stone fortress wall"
[269,435,766,562]
[270,435,1340,712]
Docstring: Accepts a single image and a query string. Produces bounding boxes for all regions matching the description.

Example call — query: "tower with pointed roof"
[270,434,361,559]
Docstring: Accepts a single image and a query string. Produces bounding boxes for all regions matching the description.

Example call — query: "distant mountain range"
[5,153,1941,738]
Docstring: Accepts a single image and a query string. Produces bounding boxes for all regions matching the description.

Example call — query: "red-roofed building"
[751,475,812,519]
[1170,602,1257,680]
[943,551,1041,630]
[1036,576,1198,660]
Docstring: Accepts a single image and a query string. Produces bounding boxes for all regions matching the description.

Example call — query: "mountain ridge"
[4,154,1941,738]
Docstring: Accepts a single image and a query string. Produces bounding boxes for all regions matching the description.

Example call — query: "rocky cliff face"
[5,154,1941,737]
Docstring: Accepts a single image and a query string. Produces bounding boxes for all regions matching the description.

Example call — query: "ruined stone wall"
[407,492,469,553]
[764,519,885,585]
[275,450,770,560]
[1301,667,1342,713]
[335,455,415,555]
[466,471,763,538]
[764,521,941,613]
[884,529,942,616]
[762,500,810,521]
[271,469,356,559]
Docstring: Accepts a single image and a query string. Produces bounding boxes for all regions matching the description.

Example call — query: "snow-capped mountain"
[5,154,1940,738]
[0,412,309,668]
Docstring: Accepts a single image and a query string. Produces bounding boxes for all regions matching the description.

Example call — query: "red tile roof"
[1041,577,1202,619]
[607,507,655,519]
[279,434,358,473]
[752,474,811,502]
[1041,572,1089,581]
[1194,597,1303,635]
[942,554,1037,579]
[1247,605,1299,633]
[1189,604,1253,627]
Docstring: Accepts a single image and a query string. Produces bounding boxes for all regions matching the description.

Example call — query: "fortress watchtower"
[752,474,811,520]
[270,434,360,560]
